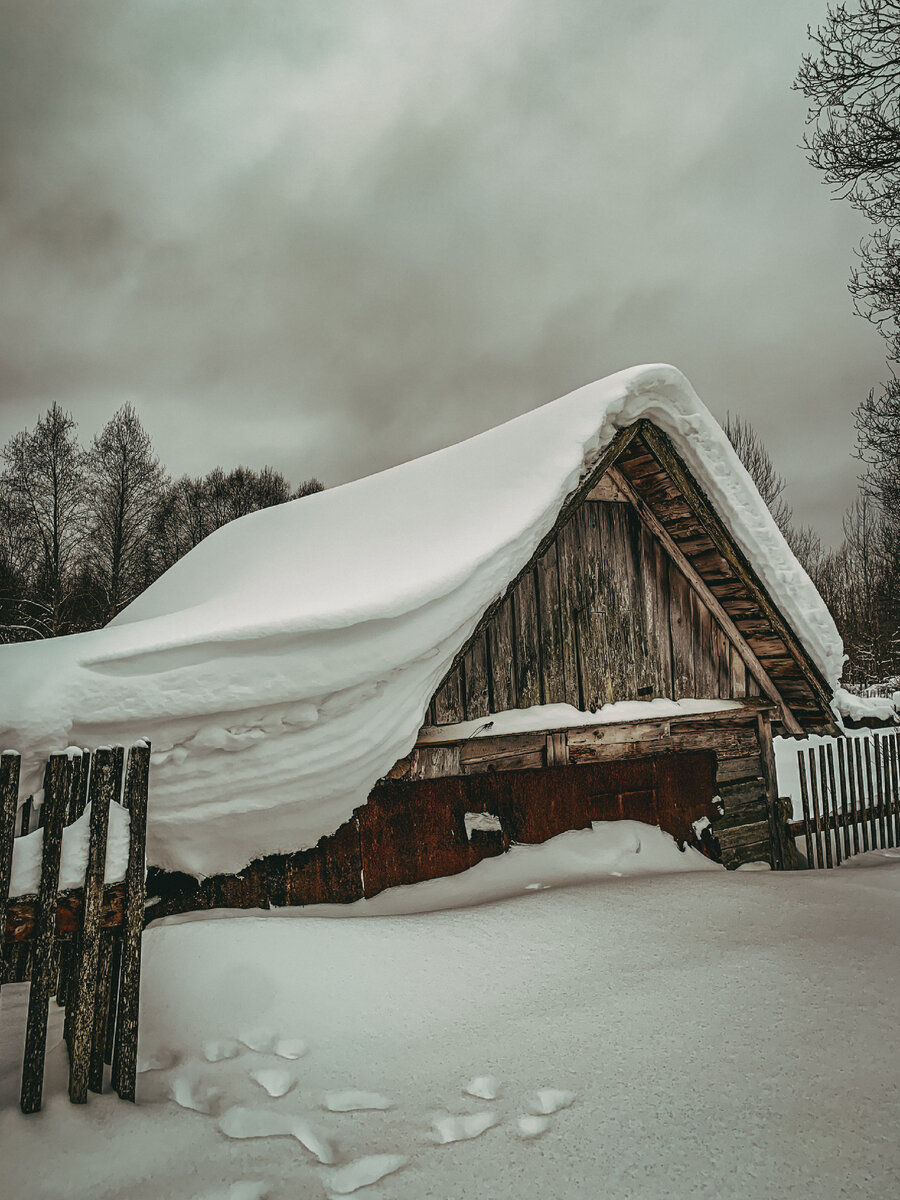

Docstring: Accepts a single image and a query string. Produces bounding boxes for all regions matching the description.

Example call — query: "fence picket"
[810,748,830,868]
[824,744,841,866]
[20,754,69,1113]
[890,735,900,847]
[852,739,869,852]
[0,752,20,993]
[68,747,115,1104]
[863,738,878,849]
[798,750,814,868]
[112,741,151,1101]
[835,739,852,859]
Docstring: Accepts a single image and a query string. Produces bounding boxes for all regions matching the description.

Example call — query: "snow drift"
[0,365,842,877]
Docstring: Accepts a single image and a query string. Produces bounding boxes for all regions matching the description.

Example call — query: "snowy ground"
[3,829,899,1199]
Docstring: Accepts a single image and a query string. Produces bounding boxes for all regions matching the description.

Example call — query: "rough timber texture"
[434,495,758,722]
[429,423,836,735]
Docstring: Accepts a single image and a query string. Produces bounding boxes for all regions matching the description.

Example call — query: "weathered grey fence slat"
[68,748,114,1104]
[798,734,900,869]
[830,744,844,868]
[19,794,32,837]
[20,753,69,1113]
[890,735,900,845]
[835,738,852,859]
[112,741,151,1101]
[853,738,869,852]
[798,751,814,870]
[808,748,828,868]
[0,751,20,991]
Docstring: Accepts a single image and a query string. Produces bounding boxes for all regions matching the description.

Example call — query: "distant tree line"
[790,1,900,687]
[0,402,323,642]
[724,414,899,689]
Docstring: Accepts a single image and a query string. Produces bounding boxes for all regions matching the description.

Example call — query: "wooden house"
[145,398,840,920]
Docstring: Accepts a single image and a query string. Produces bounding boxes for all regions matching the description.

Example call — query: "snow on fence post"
[0,751,20,993]
[68,747,114,1104]
[20,752,68,1113]
[112,739,151,1102]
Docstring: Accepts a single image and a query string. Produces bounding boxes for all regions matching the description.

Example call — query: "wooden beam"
[634,422,838,733]
[607,465,803,735]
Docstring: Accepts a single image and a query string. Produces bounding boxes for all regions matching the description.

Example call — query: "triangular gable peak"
[426,420,837,736]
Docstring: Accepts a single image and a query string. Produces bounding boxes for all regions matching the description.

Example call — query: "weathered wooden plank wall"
[430,498,753,727]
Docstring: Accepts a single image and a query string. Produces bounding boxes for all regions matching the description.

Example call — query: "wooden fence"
[0,742,149,1113]
[794,732,900,869]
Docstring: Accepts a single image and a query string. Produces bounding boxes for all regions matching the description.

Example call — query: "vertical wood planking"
[667,561,694,699]
[112,741,151,1101]
[889,734,900,847]
[554,517,583,708]
[433,666,465,725]
[488,595,517,714]
[863,737,878,849]
[798,749,814,869]
[19,795,32,836]
[892,733,900,845]
[462,632,491,721]
[0,752,21,994]
[808,748,827,868]
[853,738,869,852]
[535,545,566,705]
[836,739,854,858]
[873,736,887,849]
[824,744,841,866]
[20,753,69,1113]
[639,526,674,698]
[74,750,91,820]
[573,503,608,710]
[511,570,542,709]
[67,747,115,1103]
[89,932,113,1093]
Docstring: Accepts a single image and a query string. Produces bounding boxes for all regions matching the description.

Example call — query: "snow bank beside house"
[0,365,843,878]
[154,821,721,924]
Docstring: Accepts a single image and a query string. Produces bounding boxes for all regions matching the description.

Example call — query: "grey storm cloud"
[0,0,887,543]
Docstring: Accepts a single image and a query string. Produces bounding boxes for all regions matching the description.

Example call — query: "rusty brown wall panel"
[359,777,474,897]
[654,751,718,845]
[284,818,363,906]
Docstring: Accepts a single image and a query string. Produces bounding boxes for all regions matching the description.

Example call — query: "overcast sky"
[0,0,887,545]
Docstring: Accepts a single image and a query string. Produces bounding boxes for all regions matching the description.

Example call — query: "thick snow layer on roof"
[0,365,842,877]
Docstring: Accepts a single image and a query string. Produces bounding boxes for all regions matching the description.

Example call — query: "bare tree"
[0,403,87,635]
[722,413,794,537]
[86,403,168,623]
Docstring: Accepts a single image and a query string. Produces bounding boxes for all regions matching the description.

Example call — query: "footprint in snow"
[238,1028,279,1054]
[320,1155,409,1196]
[238,1029,308,1059]
[204,1039,242,1063]
[530,1088,576,1115]
[517,1115,551,1139]
[464,1075,499,1100]
[250,1068,294,1098]
[217,1106,336,1164]
[170,1075,221,1115]
[274,1037,307,1060]
[323,1090,393,1112]
[431,1111,500,1144]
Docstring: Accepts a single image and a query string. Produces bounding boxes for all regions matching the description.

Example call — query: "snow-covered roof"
[0,365,842,877]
